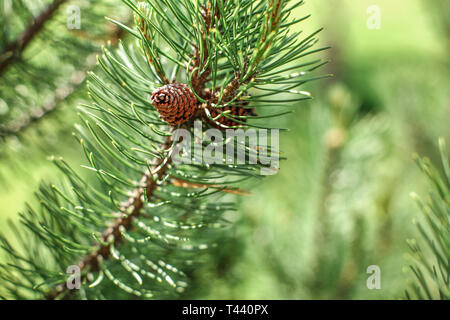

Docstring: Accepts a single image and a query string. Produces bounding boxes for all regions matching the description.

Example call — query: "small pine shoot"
[406,138,450,300]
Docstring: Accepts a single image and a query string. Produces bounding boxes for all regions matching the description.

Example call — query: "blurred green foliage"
[0,0,449,299]
[181,0,449,299]
[0,0,129,136]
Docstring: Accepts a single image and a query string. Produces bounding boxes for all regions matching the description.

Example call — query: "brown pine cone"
[151,83,198,126]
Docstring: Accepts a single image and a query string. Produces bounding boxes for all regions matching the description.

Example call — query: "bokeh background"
[0,0,449,299]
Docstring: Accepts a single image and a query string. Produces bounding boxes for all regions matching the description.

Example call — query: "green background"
[1,0,449,299]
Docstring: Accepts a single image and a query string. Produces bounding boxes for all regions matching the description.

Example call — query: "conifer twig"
[171,177,251,196]
[190,1,223,97]
[220,0,284,103]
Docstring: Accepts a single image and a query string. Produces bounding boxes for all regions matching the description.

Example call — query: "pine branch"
[47,134,173,299]
[0,0,67,76]
[0,0,326,300]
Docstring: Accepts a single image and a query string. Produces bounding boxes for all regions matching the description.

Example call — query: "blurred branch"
[307,124,346,296]
[0,72,83,139]
[423,0,450,52]
[0,22,128,140]
[0,0,67,76]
